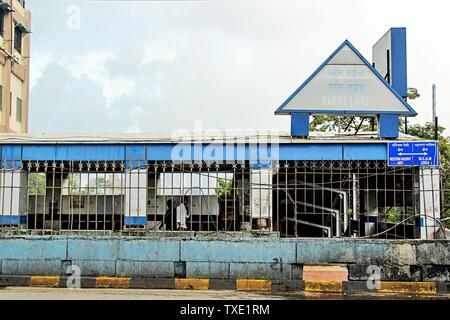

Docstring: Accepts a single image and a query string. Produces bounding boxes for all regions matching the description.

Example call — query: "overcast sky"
[27,0,450,134]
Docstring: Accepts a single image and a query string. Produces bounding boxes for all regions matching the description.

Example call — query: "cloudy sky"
[27,0,450,134]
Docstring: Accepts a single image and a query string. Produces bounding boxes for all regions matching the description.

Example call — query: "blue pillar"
[291,112,309,137]
[378,114,399,139]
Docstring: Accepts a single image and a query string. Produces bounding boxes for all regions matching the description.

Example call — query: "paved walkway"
[0,287,449,300]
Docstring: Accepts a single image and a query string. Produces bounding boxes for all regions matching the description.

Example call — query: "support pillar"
[418,167,440,239]
[0,168,27,226]
[290,112,310,138]
[378,114,399,139]
[124,167,148,227]
[250,164,273,232]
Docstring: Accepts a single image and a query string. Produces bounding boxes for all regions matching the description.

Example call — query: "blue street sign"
[388,141,439,167]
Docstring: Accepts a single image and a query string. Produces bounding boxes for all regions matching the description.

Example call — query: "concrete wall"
[0,237,448,282]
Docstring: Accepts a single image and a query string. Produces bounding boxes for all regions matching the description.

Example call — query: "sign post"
[387,141,439,167]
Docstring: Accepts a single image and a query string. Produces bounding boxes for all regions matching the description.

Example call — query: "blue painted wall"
[0,237,448,279]
[0,142,389,162]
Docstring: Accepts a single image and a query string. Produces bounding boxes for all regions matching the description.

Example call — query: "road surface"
[0,287,449,300]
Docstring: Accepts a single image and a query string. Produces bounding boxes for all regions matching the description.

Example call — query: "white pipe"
[286,218,332,238]
[352,174,358,221]
[299,181,348,237]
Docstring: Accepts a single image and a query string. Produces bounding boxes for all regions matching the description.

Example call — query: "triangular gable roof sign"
[275,40,417,116]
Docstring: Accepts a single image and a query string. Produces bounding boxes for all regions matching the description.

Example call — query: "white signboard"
[278,43,411,115]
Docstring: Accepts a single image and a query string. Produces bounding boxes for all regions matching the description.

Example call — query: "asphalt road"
[0,287,449,300]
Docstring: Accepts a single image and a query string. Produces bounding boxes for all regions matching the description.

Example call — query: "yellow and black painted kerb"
[0,276,449,294]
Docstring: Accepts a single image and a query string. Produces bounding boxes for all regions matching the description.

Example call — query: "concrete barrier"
[1,275,448,294]
[0,236,449,284]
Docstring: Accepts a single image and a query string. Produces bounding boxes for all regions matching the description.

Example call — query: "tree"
[310,115,375,132]
[215,178,233,198]
[309,87,422,133]
[408,87,421,100]
[28,173,46,196]
[401,120,450,228]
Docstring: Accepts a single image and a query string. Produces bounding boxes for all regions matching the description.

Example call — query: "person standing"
[176,199,189,230]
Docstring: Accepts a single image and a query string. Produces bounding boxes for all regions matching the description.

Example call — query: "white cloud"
[30,50,53,89]
[141,42,178,64]
[28,0,450,134]
[57,51,136,106]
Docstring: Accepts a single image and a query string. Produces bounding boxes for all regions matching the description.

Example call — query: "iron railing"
[0,160,446,239]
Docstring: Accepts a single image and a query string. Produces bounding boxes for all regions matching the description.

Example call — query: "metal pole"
[432,84,438,140]
[432,84,437,123]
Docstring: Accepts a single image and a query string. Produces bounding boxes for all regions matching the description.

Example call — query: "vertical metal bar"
[112,161,116,233]
[33,163,38,231]
[190,164,193,233]
[284,161,288,237]
[9,161,14,230]
[162,162,166,233]
[95,161,99,233]
[78,162,82,234]
[216,163,219,232]
[199,163,202,232]
[25,162,31,234]
[50,162,56,234]
[163,161,168,234]
[233,163,236,233]
[87,162,91,231]
[120,161,124,236]
[276,162,279,235]
[207,162,210,233]
[259,164,262,237]
[59,162,64,232]
[0,161,6,232]
[171,163,175,235]
[42,162,48,234]
[154,162,158,232]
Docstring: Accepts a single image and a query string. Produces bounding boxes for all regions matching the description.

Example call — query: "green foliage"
[70,174,114,195]
[310,116,376,132]
[401,120,450,228]
[215,178,233,198]
[407,87,421,100]
[386,207,403,224]
[28,173,46,196]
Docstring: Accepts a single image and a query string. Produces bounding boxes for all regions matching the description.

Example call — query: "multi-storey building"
[0,0,31,133]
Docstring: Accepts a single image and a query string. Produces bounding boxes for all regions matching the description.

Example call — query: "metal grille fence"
[0,160,446,239]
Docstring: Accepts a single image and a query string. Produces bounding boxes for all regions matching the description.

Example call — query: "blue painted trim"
[55,145,125,161]
[390,28,408,99]
[290,112,309,137]
[278,144,343,161]
[419,217,440,228]
[0,215,26,224]
[125,145,146,161]
[343,144,387,161]
[1,145,22,161]
[124,216,147,225]
[379,114,400,139]
[0,143,390,162]
[274,39,417,116]
[23,145,56,161]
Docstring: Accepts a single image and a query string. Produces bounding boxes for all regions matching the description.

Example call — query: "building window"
[0,12,4,36]
[16,97,22,123]
[14,27,23,53]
